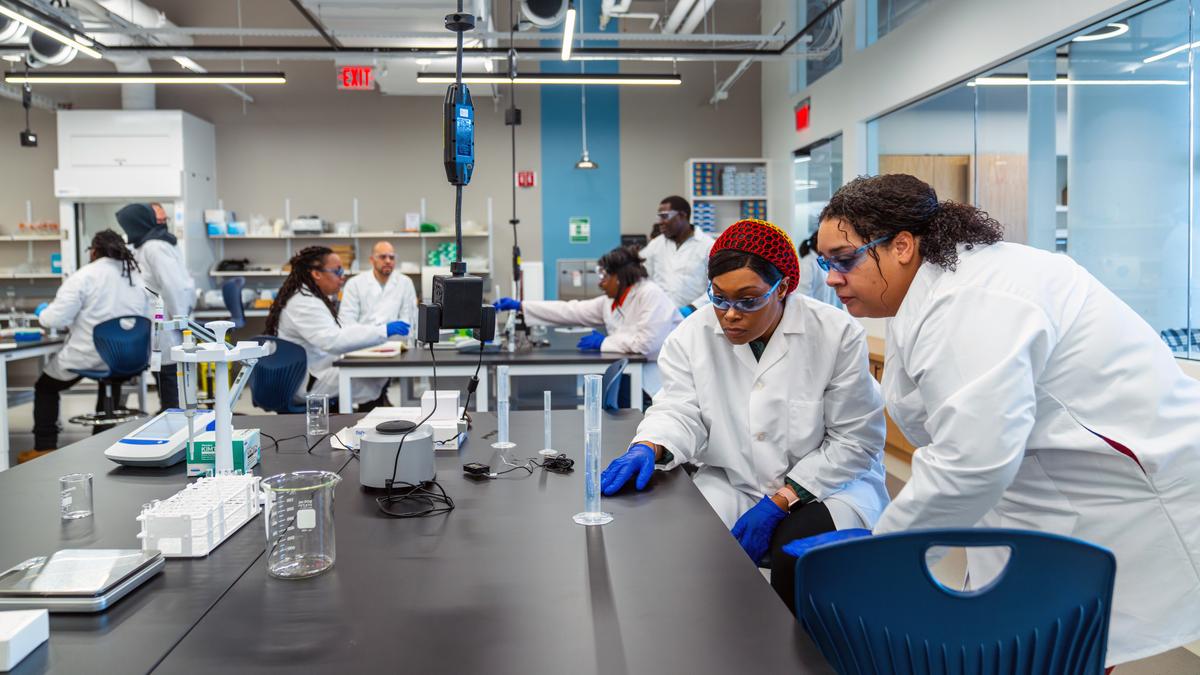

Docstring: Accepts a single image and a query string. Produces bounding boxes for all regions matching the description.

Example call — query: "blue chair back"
[222,277,247,329]
[249,336,307,414]
[795,529,1115,675]
[601,358,628,411]
[92,316,151,379]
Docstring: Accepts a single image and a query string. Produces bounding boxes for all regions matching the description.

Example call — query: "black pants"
[33,373,124,450]
[768,501,837,615]
[154,367,179,411]
[355,388,392,413]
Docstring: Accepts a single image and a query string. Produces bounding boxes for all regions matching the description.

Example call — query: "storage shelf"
[194,308,270,318]
[207,232,490,240]
[692,195,767,201]
[0,234,64,242]
[209,267,490,278]
[1,272,61,279]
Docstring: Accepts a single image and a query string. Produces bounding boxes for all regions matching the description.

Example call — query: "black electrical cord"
[376,343,455,518]
[459,341,485,420]
[262,432,306,453]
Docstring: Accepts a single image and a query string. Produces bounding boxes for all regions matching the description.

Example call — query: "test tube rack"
[136,474,262,558]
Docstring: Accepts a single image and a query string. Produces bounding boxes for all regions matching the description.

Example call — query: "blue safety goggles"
[320,266,345,278]
[816,236,892,274]
[707,278,782,313]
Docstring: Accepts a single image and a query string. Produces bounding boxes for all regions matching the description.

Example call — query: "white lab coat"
[276,288,389,404]
[522,280,680,395]
[641,229,714,308]
[798,254,841,308]
[876,242,1200,666]
[338,271,418,326]
[633,294,889,530]
[38,258,151,381]
[135,239,196,363]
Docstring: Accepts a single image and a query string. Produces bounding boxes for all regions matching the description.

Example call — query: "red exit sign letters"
[338,65,374,90]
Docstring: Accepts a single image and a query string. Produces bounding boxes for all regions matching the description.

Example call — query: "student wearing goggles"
[601,218,888,615]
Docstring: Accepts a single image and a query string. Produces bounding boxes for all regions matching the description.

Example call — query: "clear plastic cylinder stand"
[539,390,557,456]
[573,374,612,526]
[492,365,515,450]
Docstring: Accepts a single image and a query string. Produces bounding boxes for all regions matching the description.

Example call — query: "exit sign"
[338,65,374,90]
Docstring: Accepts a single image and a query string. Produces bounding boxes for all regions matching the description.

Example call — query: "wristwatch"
[774,485,801,510]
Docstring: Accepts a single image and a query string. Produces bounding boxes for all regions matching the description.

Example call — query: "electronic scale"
[104,409,216,467]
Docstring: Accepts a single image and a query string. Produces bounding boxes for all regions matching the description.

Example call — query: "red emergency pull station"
[338,65,374,90]
[516,171,537,188]
[795,98,811,132]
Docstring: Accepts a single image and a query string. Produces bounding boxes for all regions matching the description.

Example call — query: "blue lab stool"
[794,528,1116,675]
[601,358,628,411]
[222,277,247,330]
[68,315,151,428]
[249,336,307,414]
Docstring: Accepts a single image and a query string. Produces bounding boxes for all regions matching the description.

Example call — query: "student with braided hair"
[267,246,408,410]
[22,230,151,461]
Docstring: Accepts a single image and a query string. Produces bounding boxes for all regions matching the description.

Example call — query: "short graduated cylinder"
[492,365,515,450]
[573,374,612,526]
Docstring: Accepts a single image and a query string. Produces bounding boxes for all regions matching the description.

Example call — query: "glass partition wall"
[869,0,1198,359]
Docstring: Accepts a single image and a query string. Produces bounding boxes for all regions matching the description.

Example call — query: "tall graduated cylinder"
[262,471,341,579]
[573,374,613,525]
[493,365,514,449]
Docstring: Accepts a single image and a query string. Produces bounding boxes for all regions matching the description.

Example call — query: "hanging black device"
[420,8,495,344]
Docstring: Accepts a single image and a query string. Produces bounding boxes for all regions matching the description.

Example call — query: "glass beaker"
[262,471,342,579]
[60,472,94,520]
[305,394,329,436]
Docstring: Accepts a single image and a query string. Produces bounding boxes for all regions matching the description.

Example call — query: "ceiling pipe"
[678,0,715,35]
[104,26,785,43]
[661,0,696,34]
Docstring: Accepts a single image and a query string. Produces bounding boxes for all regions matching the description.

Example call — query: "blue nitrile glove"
[731,496,789,565]
[679,304,695,318]
[34,302,49,317]
[600,443,657,495]
[493,297,521,312]
[781,528,873,561]
[577,330,605,351]
[386,321,410,337]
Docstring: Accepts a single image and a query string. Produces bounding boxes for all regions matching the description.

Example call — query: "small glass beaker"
[60,473,94,520]
[262,471,342,579]
[305,394,329,436]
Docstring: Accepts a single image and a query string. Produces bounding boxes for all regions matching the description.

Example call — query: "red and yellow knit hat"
[710,219,800,295]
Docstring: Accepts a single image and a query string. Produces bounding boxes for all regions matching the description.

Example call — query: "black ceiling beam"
[286,0,342,50]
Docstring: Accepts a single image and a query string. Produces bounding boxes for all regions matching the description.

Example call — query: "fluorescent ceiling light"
[5,71,287,85]
[0,4,101,59]
[416,72,681,86]
[968,76,1186,86]
[1072,22,1129,42]
[1144,40,1200,64]
[793,155,811,163]
[172,56,203,72]
[561,2,576,61]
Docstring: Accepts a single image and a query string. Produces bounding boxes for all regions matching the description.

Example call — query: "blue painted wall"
[540,6,620,298]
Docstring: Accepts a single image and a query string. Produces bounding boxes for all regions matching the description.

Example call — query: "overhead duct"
[521,0,568,28]
[73,0,198,110]
[28,31,78,67]
[0,13,28,43]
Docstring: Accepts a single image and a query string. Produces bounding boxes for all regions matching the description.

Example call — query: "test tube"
[539,390,557,456]
[573,374,613,526]
[492,365,515,449]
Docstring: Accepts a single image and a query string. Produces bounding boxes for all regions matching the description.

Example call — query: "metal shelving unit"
[686,158,771,234]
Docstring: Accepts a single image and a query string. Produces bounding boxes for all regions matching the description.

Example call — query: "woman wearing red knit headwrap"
[599,219,889,612]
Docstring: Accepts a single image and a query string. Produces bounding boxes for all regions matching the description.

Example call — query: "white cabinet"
[54,110,217,286]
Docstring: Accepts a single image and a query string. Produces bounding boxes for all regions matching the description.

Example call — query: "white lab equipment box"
[421,390,461,423]
[0,610,48,672]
